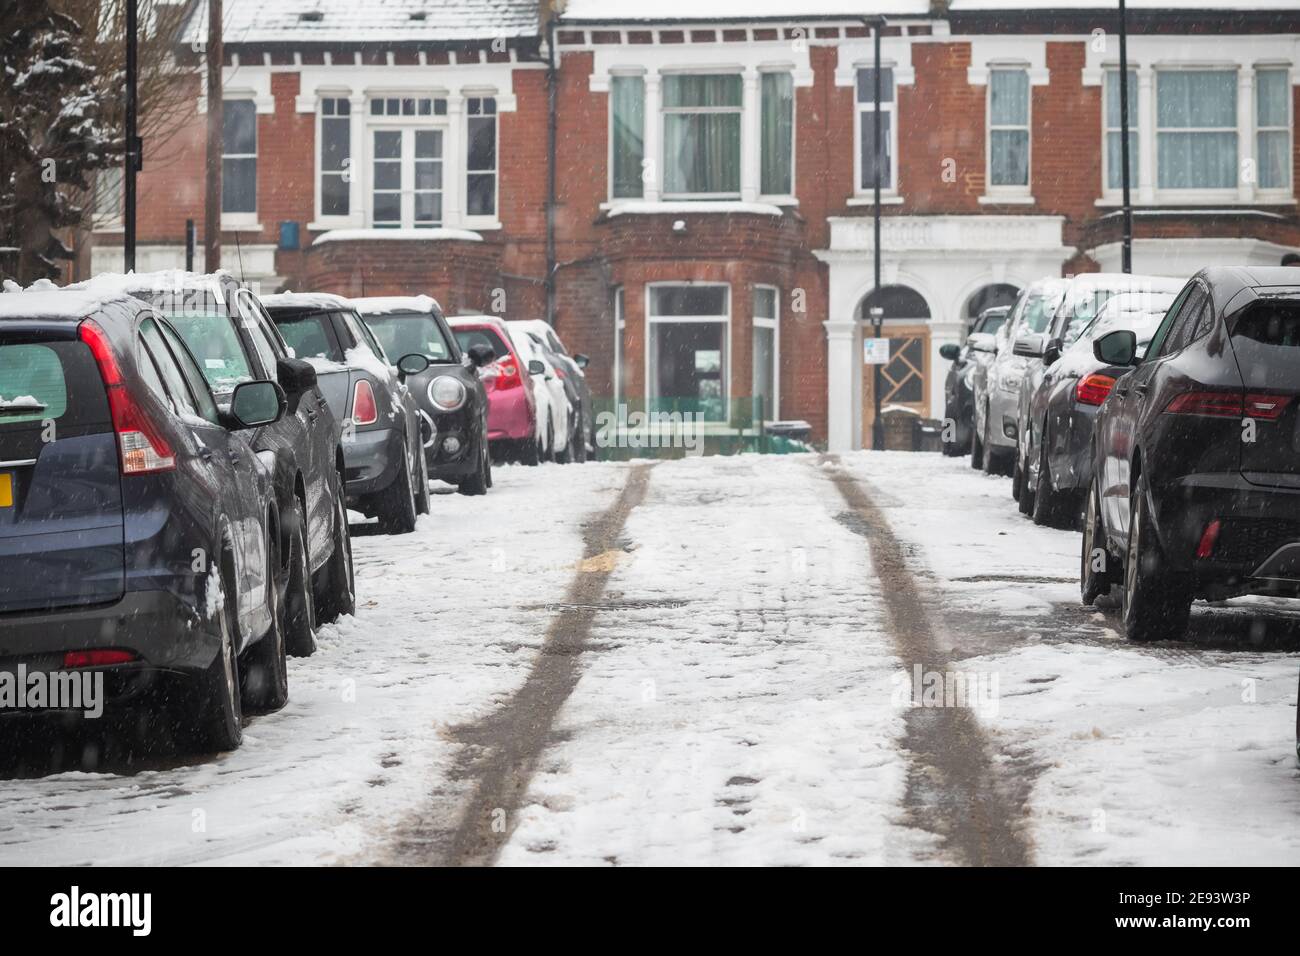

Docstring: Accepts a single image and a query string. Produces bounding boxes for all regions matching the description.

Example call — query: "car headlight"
[428,375,466,411]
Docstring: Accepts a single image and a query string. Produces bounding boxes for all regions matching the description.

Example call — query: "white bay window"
[1156,70,1237,190]
[647,284,729,422]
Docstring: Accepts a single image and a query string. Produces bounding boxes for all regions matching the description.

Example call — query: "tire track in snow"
[387,463,654,866]
[824,456,1036,866]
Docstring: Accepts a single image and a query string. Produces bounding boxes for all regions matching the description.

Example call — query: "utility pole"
[123,0,139,272]
[204,0,223,273]
[1118,0,1133,274]
[871,18,885,451]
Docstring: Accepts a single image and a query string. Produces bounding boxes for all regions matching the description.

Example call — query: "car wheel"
[376,443,418,535]
[969,411,984,470]
[1080,477,1115,606]
[545,421,557,463]
[1011,452,1024,500]
[459,438,490,496]
[572,416,589,463]
[317,489,355,624]
[1031,431,1060,527]
[521,435,541,467]
[980,414,998,475]
[1121,476,1192,643]
[189,562,243,753]
[284,497,316,658]
[241,531,289,713]
[415,446,431,516]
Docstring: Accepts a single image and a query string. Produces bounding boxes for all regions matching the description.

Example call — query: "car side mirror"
[467,343,495,368]
[528,359,546,376]
[966,332,996,354]
[277,356,318,394]
[573,353,590,370]
[939,343,961,362]
[396,352,430,382]
[1042,339,1062,367]
[1094,329,1138,368]
[1012,334,1045,359]
[227,380,286,430]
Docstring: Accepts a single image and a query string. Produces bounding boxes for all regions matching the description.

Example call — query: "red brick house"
[91,0,1300,450]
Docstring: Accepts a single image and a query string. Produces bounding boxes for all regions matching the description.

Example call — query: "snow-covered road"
[0,452,1297,865]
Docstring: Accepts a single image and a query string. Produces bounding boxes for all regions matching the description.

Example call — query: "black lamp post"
[124,0,139,272]
[871,18,885,451]
[1118,0,1133,274]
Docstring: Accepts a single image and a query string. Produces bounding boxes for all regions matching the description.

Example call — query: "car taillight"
[64,649,136,668]
[1196,520,1222,560]
[1165,391,1293,420]
[351,379,378,426]
[492,356,523,391]
[79,320,175,474]
[1076,373,1116,407]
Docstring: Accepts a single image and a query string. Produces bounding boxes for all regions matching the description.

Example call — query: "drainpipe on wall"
[545,13,558,327]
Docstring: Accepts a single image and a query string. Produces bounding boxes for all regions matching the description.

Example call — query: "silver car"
[970,278,1067,474]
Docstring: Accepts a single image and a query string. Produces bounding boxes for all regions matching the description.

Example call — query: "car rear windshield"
[453,326,510,361]
[1019,291,1062,335]
[271,310,345,364]
[0,339,110,435]
[366,314,455,363]
[974,312,1008,336]
[163,312,254,394]
[1231,303,1300,348]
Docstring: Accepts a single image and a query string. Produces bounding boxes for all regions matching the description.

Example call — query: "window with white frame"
[761,72,793,197]
[611,75,645,199]
[988,69,1030,190]
[222,99,257,215]
[367,94,447,229]
[752,286,778,422]
[647,284,729,422]
[466,96,498,218]
[92,165,123,229]
[662,75,743,198]
[1156,70,1237,190]
[1256,68,1291,191]
[856,67,896,192]
[1104,69,1138,192]
[319,97,351,218]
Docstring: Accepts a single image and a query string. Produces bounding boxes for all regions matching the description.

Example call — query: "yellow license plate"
[0,474,10,508]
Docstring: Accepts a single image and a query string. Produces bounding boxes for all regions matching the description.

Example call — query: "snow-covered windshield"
[163,312,255,395]
[364,313,454,363]
[273,311,344,363]
[1017,290,1063,335]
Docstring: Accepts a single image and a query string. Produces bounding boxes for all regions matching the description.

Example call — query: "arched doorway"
[964,283,1020,333]
[858,285,931,441]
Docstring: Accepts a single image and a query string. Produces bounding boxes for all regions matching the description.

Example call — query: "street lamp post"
[870,306,885,450]
[124,0,139,272]
[1118,0,1133,274]
[871,18,885,451]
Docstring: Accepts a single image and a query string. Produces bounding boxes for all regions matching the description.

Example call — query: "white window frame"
[1254,65,1293,199]
[660,72,745,202]
[366,124,447,230]
[221,96,259,228]
[363,93,449,231]
[752,284,780,423]
[985,67,1032,200]
[1101,69,1139,197]
[644,282,732,423]
[1152,66,1240,202]
[91,165,124,232]
[758,69,797,204]
[464,94,499,227]
[607,71,647,202]
[854,66,898,197]
[315,94,354,227]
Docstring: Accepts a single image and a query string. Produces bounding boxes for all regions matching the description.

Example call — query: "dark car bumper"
[343,426,403,500]
[425,408,479,479]
[1155,473,1300,597]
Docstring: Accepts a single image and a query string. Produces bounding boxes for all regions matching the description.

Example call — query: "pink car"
[448,316,542,466]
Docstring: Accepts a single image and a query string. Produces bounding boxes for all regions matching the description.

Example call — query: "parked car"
[1018,288,1177,528]
[68,271,354,650]
[1082,267,1300,645]
[0,289,289,751]
[940,305,1009,457]
[970,279,1066,474]
[263,293,430,534]
[353,296,494,495]
[448,315,542,466]
[505,320,572,463]
[1012,273,1185,513]
[511,318,594,462]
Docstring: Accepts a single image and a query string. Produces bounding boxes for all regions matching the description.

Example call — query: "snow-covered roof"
[313,228,483,246]
[0,289,134,322]
[948,0,1297,10]
[560,1,930,21]
[352,295,444,315]
[64,269,234,302]
[183,0,540,46]
[262,291,354,311]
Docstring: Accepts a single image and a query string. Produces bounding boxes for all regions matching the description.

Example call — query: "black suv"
[0,289,289,752]
[1083,267,1300,643]
[68,273,356,654]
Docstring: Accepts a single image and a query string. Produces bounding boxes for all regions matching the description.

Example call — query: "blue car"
[0,289,289,752]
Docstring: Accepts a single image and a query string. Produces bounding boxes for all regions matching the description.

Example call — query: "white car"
[505,321,571,462]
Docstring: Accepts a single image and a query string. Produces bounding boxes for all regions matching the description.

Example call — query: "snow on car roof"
[0,288,135,322]
[352,296,443,316]
[447,314,505,327]
[182,0,540,46]
[561,0,929,20]
[262,292,353,312]
[64,269,234,302]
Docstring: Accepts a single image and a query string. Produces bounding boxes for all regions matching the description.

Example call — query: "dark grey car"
[264,293,430,534]
[0,289,289,752]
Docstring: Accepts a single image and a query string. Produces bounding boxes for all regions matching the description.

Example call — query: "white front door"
[370,127,444,229]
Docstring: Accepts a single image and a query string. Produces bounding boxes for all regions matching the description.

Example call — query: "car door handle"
[199,448,214,462]
[1134,384,1150,398]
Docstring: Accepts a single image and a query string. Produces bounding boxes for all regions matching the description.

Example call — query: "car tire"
[521,435,541,467]
[970,411,984,470]
[415,446,431,516]
[189,562,243,753]
[1121,476,1192,643]
[545,420,557,463]
[376,443,418,535]
[980,415,999,475]
[241,531,289,713]
[1080,477,1116,606]
[1011,452,1024,500]
[284,497,316,658]
[572,416,589,463]
[317,488,356,624]
[1031,432,1060,527]
[459,438,490,496]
